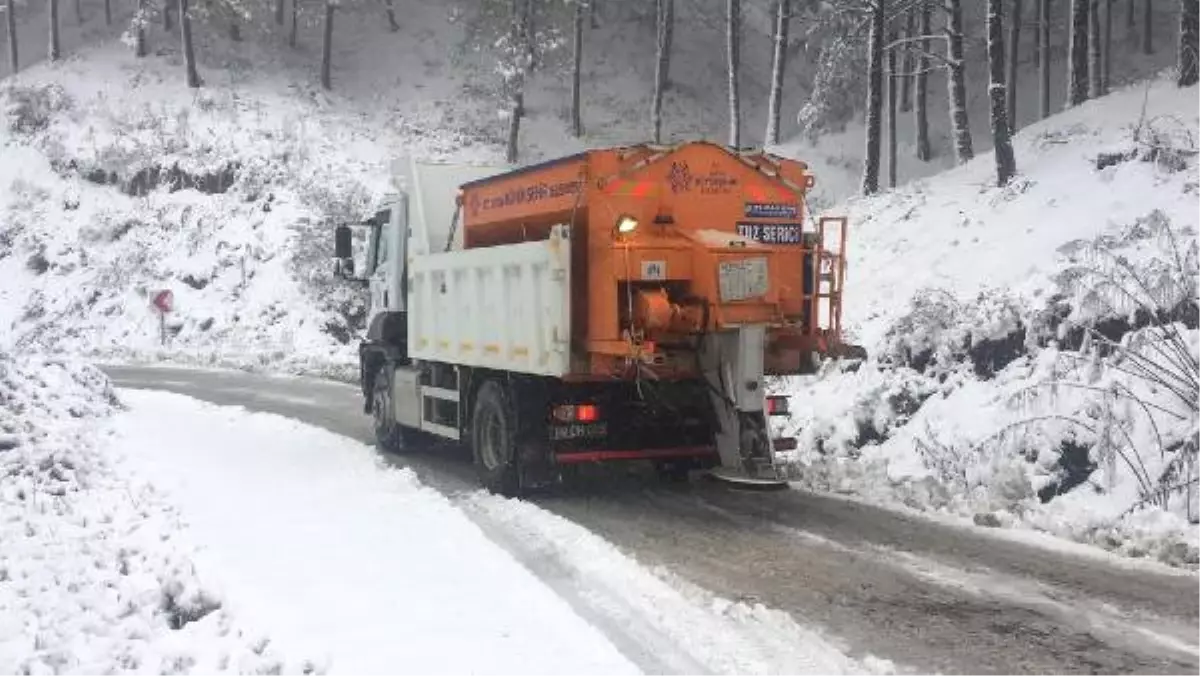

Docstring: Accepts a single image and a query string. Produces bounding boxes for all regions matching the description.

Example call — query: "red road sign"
[151,289,174,314]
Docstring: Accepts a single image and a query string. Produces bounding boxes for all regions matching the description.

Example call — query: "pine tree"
[765,0,790,145]
[1006,0,1022,128]
[1067,0,1089,105]
[384,0,398,31]
[1182,0,1199,86]
[321,0,335,89]
[180,0,200,87]
[1088,0,1102,96]
[900,7,914,112]
[651,0,673,143]
[505,0,530,163]
[989,0,1018,184]
[946,0,974,163]
[1102,0,1111,92]
[6,0,17,72]
[1039,0,1052,116]
[1143,0,1153,54]
[290,0,299,47]
[164,0,174,31]
[275,0,283,24]
[887,25,898,188]
[48,0,60,61]
[862,0,884,194]
[726,0,741,148]
[72,0,80,23]
[570,0,584,137]
[136,0,148,57]
[104,0,111,25]
[915,0,932,160]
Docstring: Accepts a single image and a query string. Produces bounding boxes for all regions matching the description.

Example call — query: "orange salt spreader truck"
[333,141,862,494]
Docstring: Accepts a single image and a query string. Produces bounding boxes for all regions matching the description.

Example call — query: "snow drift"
[784,76,1200,567]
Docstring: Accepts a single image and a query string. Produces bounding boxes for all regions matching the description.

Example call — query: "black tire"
[371,364,410,453]
[471,380,521,496]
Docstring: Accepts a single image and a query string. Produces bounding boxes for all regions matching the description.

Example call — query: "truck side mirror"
[334,224,353,259]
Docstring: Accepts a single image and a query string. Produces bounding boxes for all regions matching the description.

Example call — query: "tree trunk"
[523,0,536,73]
[989,0,1018,185]
[275,0,283,25]
[1102,0,1112,91]
[862,1,884,194]
[1067,0,1089,105]
[1143,0,1153,54]
[900,7,914,112]
[765,0,789,145]
[1088,0,1102,96]
[1007,0,1022,129]
[570,0,584,136]
[6,0,17,73]
[73,0,80,24]
[164,0,173,31]
[48,0,60,61]
[230,19,241,41]
[506,0,528,163]
[887,27,898,188]
[915,0,931,161]
[321,1,334,89]
[946,0,974,162]
[104,0,111,25]
[590,0,599,28]
[290,0,299,47]
[135,0,147,56]
[651,0,673,143]
[726,0,741,148]
[384,0,398,31]
[180,0,200,87]
[1127,0,1135,29]
[1040,0,1052,116]
[1182,0,1199,86]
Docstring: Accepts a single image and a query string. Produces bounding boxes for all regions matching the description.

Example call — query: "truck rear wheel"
[372,364,411,453]
[471,380,521,496]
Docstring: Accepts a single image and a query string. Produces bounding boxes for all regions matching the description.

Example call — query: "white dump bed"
[407,225,573,377]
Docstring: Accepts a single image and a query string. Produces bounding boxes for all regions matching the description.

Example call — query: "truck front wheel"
[471,380,521,496]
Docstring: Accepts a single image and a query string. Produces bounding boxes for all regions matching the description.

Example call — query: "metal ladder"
[807,216,848,341]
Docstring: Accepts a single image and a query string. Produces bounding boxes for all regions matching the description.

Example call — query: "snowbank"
[783,77,1200,567]
[0,353,299,674]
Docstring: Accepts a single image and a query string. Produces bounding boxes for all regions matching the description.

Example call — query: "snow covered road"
[104,364,1200,675]
[106,379,874,675]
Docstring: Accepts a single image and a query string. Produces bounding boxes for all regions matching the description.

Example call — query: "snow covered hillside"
[783,76,1199,567]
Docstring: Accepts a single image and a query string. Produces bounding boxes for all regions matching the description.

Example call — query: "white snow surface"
[0,353,300,675]
[783,77,1200,568]
[109,387,880,675]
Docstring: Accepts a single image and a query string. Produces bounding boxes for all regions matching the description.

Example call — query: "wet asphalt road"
[103,364,1200,675]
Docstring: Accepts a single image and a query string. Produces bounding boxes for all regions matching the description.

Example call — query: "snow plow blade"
[706,466,789,490]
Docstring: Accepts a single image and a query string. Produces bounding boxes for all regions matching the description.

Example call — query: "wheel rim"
[477,406,506,470]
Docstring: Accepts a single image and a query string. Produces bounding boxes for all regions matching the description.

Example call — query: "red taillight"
[552,404,601,423]
[766,395,790,416]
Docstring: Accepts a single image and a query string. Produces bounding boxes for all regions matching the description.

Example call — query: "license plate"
[718,257,769,302]
[737,222,804,245]
[550,422,608,441]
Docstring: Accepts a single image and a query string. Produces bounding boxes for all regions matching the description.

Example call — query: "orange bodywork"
[458,141,849,380]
